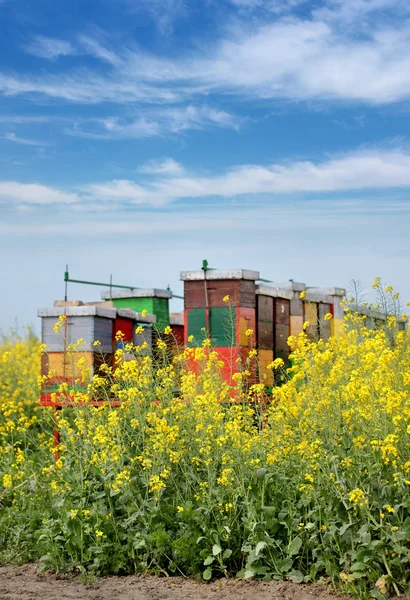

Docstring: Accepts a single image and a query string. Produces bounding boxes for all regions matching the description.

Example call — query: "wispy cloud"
[24,35,74,60]
[138,158,185,175]
[4,147,410,209]
[119,0,187,34]
[0,181,80,205]
[3,2,410,107]
[65,105,242,139]
[1,132,48,146]
[0,0,410,106]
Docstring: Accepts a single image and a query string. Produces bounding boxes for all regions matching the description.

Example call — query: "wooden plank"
[304,302,319,340]
[236,307,256,347]
[274,299,290,325]
[290,296,304,317]
[290,316,304,337]
[210,307,236,346]
[187,308,207,345]
[257,320,274,350]
[318,303,331,340]
[114,317,134,342]
[257,295,273,322]
[258,349,274,386]
[275,323,290,354]
[41,351,113,384]
[185,279,256,309]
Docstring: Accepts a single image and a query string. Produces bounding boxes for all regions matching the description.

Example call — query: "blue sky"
[1,0,410,334]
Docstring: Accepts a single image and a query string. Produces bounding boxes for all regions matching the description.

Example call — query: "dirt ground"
[0,564,347,600]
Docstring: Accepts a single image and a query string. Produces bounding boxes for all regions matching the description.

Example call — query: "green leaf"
[255,541,267,556]
[204,556,215,566]
[223,549,232,559]
[280,558,293,573]
[403,516,410,539]
[212,544,222,556]
[288,536,302,556]
[289,570,304,583]
[351,562,367,571]
[244,568,256,579]
[203,567,212,581]
[339,523,352,536]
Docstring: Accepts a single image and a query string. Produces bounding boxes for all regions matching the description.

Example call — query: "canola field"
[1,291,410,598]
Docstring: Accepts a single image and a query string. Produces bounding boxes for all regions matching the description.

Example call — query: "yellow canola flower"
[245,329,253,337]
[324,313,333,321]
[223,295,230,303]
[141,309,148,318]
[164,326,172,335]
[300,290,306,299]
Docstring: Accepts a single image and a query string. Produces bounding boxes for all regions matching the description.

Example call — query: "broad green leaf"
[288,536,302,556]
[212,544,222,556]
[203,567,212,581]
[255,541,267,555]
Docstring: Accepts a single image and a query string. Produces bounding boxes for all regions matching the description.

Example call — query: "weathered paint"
[41,351,113,385]
[275,323,290,354]
[210,307,236,347]
[113,317,134,344]
[257,320,274,350]
[257,295,273,321]
[236,307,256,347]
[290,315,304,337]
[184,279,256,309]
[303,302,319,340]
[290,293,304,317]
[274,298,290,325]
[318,303,331,340]
[258,349,274,386]
[110,296,169,329]
[41,315,114,353]
[187,308,207,346]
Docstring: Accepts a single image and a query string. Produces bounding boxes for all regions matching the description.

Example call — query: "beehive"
[256,284,293,365]
[306,287,345,339]
[38,306,156,394]
[38,306,117,392]
[101,288,172,331]
[181,269,259,384]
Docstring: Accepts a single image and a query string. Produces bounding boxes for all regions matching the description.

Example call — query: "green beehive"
[101,288,172,331]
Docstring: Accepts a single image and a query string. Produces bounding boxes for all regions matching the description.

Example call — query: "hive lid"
[38,306,156,323]
[180,269,260,281]
[101,288,172,300]
[307,287,345,297]
[256,285,294,300]
[38,306,117,319]
[116,307,156,323]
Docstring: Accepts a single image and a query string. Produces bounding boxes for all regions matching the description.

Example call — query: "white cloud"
[3,4,410,106]
[1,132,48,146]
[4,148,410,210]
[64,105,241,139]
[138,158,185,175]
[83,148,410,205]
[0,182,81,205]
[24,35,74,60]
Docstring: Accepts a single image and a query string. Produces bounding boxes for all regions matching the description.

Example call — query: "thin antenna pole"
[64,264,68,302]
[110,274,113,301]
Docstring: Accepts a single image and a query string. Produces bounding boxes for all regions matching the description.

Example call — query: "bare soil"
[0,564,347,600]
